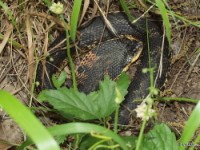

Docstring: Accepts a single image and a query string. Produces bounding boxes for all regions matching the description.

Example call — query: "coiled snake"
[37,12,170,125]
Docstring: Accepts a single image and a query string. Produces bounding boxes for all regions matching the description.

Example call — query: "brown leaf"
[0,24,13,54]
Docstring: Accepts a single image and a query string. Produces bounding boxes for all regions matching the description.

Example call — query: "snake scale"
[37,12,170,125]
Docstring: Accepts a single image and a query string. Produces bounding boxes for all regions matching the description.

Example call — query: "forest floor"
[0,0,199,149]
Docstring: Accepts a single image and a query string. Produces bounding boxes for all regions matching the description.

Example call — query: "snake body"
[37,12,170,124]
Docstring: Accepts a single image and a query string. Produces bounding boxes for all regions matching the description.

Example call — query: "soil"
[0,0,199,149]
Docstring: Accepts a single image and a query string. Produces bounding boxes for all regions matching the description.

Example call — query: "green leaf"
[121,136,137,149]
[179,102,200,150]
[54,134,66,145]
[38,75,130,120]
[38,77,116,120]
[94,76,118,116]
[155,0,171,44]
[52,71,67,89]
[116,73,130,100]
[39,88,100,120]
[0,90,60,150]
[141,123,178,150]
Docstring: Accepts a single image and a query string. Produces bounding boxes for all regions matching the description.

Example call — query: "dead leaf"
[0,24,13,54]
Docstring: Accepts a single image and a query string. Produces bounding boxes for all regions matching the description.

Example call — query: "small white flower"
[50,2,64,14]
[135,102,155,121]
[135,102,146,119]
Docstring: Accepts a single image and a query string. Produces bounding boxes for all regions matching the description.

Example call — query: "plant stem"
[158,97,200,103]
[60,15,77,90]
[136,119,147,150]
[114,105,120,133]
[66,30,77,90]
[136,15,155,150]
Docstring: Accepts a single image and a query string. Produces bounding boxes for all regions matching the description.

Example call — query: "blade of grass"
[119,0,134,20]
[0,33,25,49]
[19,123,128,150]
[148,0,200,28]
[70,0,83,41]
[0,90,60,150]
[159,97,200,103]
[179,102,200,150]
[0,1,21,36]
[172,12,200,28]
[155,0,171,44]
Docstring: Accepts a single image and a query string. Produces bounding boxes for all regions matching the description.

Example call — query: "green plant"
[0,90,59,150]
[1,0,200,150]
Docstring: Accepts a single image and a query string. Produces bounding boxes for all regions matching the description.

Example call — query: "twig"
[185,48,200,81]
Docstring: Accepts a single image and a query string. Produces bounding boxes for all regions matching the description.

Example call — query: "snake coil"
[37,12,170,125]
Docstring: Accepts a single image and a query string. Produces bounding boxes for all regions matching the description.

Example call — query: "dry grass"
[0,0,199,147]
